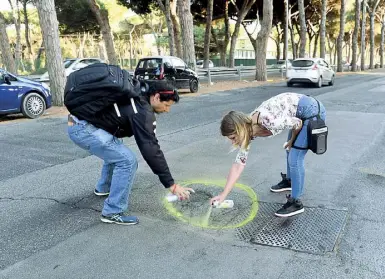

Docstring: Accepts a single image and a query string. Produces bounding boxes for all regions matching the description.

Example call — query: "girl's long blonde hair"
[220,111,253,150]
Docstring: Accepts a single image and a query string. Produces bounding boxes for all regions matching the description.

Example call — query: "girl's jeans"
[68,117,138,216]
[286,95,326,199]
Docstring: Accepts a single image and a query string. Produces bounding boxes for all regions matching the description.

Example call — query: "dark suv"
[134,56,199,93]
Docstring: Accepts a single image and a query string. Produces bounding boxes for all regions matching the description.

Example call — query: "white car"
[286,58,335,88]
[39,58,103,81]
[196,60,214,68]
[276,59,292,69]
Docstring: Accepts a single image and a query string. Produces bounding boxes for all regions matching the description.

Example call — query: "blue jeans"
[67,117,138,216]
[286,96,326,199]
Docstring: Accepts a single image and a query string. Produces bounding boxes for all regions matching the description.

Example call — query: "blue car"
[0,69,52,118]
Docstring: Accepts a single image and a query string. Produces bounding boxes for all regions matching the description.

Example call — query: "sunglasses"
[156,90,175,94]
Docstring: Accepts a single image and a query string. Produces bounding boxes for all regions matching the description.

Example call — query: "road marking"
[163,179,258,229]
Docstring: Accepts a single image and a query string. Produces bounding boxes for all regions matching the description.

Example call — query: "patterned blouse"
[235,92,303,165]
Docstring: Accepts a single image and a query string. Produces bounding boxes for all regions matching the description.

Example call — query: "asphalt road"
[1,70,385,278]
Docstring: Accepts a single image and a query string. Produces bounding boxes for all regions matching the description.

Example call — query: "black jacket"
[86,96,174,188]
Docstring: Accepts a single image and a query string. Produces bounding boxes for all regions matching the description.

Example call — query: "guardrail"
[197,67,282,83]
[23,64,351,83]
[25,67,281,84]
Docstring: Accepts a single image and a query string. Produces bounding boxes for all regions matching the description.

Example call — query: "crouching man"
[67,81,193,225]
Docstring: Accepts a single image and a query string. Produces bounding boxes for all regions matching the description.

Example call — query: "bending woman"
[210,93,326,217]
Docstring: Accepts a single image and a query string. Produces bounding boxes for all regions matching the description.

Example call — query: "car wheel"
[21,92,46,119]
[328,75,335,86]
[189,79,199,93]
[287,82,293,87]
[316,76,322,88]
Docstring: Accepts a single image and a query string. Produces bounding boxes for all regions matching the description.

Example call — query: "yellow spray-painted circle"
[163,179,258,229]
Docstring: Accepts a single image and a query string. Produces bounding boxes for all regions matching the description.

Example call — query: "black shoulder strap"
[302,96,321,120]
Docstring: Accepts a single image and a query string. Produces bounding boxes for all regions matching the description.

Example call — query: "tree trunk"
[22,0,32,57]
[211,28,225,65]
[79,32,87,58]
[223,0,230,66]
[275,24,281,60]
[177,0,196,70]
[327,35,333,62]
[361,0,366,71]
[203,0,214,68]
[334,38,337,65]
[165,0,175,56]
[129,26,135,69]
[313,32,319,58]
[153,32,161,55]
[35,39,44,70]
[381,20,385,68]
[351,0,360,71]
[308,35,313,58]
[8,0,21,73]
[298,0,307,57]
[86,0,117,64]
[275,39,280,60]
[255,0,273,81]
[229,0,256,68]
[369,12,375,69]
[0,12,16,73]
[320,0,327,58]
[337,0,345,72]
[157,0,175,56]
[229,13,245,68]
[347,43,351,64]
[35,0,66,106]
[289,25,297,59]
[170,0,182,58]
[283,22,287,59]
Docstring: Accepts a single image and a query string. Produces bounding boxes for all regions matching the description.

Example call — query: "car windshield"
[137,58,162,69]
[64,59,76,69]
[292,60,314,67]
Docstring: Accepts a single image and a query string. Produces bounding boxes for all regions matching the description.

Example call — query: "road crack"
[0,196,101,213]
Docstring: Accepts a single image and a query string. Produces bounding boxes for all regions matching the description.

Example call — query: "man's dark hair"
[145,80,179,103]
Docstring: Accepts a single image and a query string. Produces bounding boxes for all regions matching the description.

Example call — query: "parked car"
[0,69,52,118]
[196,60,214,68]
[134,56,199,93]
[286,58,335,88]
[39,58,103,81]
[275,59,292,70]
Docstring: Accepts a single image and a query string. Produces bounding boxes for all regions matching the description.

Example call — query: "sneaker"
[270,172,292,193]
[94,189,109,196]
[275,195,304,217]
[100,213,139,225]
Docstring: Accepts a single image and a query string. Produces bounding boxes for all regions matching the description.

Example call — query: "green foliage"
[55,0,99,34]
[156,36,169,48]
[116,0,155,15]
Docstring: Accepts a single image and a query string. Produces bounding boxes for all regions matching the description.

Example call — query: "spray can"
[165,193,179,202]
[213,200,234,209]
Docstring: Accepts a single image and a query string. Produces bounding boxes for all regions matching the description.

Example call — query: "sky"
[0,0,11,11]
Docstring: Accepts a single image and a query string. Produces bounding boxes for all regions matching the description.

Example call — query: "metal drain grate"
[235,202,348,254]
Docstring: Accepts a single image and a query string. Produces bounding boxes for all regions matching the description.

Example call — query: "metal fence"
[196,66,281,82]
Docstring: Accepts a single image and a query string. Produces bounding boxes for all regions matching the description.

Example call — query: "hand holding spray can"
[166,193,179,202]
[212,200,234,209]
[165,188,195,202]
